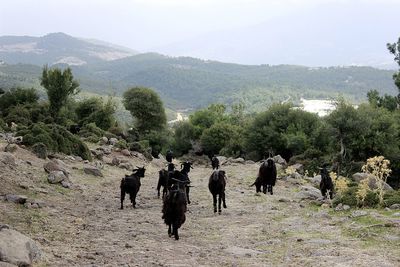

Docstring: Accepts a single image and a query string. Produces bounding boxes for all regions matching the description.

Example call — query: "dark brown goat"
[157,163,176,198]
[180,161,193,204]
[320,166,334,199]
[162,178,189,240]
[251,158,277,194]
[120,166,146,209]
[208,170,227,213]
[211,156,220,170]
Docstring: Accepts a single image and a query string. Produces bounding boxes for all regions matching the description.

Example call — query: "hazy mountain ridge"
[0,32,137,66]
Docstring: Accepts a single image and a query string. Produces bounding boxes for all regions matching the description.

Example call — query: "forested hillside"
[0,53,397,111]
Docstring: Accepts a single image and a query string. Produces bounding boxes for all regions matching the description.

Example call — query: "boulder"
[0,228,41,266]
[109,138,118,146]
[32,143,47,159]
[43,161,69,177]
[83,166,103,177]
[5,194,27,204]
[47,171,68,184]
[0,153,16,166]
[273,155,287,165]
[390,204,400,210]
[290,163,304,174]
[230,157,245,164]
[295,186,321,200]
[97,146,112,155]
[121,149,131,157]
[90,149,104,160]
[99,136,108,145]
[119,162,133,170]
[352,172,393,191]
[111,157,121,166]
[61,180,72,189]
[95,160,104,170]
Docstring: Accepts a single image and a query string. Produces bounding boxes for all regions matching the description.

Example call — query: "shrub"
[115,139,128,149]
[333,186,358,207]
[383,190,400,207]
[17,122,92,160]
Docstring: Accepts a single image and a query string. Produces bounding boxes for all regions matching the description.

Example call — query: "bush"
[75,97,116,130]
[115,139,127,149]
[79,122,117,140]
[332,186,358,207]
[17,122,92,160]
[383,190,400,207]
[0,87,39,116]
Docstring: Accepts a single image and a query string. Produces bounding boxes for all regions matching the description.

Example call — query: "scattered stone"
[295,186,321,200]
[43,161,69,177]
[125,243,133,248]
[75,156,83,162]
[0,152,16,166]
[389,204,400,210]
[351,210,368,217]
[290,163,304,174]
[5,194,27,204]
[111,157,121,166]
[296,238,304,242]
[65,155,75,161]
[343,205,351,211]
[0,228,41,267]
[121,149,131,157]
[48,171,68,184]
[91,149,104,160]
[278,198,291,203]
[61,180,72,188]
[83,166,104,177]
[230,157,245,164]
[109,138,118,146]
[352,172,393,191]
[393,212,400,217]
[119,162,133,170]
[32,143,47,159]
[18,183,30,189]
[4,144,18,153]
[95,160,104,170]
[97,146,112,155]
[273,155,287,165]
[100,136,108,145]
[245,160,255,164]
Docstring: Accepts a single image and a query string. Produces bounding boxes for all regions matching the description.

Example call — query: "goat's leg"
[218,194,222,214]
[256,184,261,193]
[120,189,125,210]
[130,192,137,208]
[262,184,267,194]
[168,224,172,237]
[222,191,227,209]
[213,194,217,213]
[270,185,274,195]
[157,181,162,198]
[173,223,179,240]
[186,186,191,204]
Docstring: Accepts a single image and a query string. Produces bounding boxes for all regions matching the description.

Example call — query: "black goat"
[208,170,227,213]
[180,161,193,204]
[320,166,334,199]
[157,163,176,198]
[162,179,189,240]
[120,166,146,209]
[166,150,173,163]
[211,156,220,170]
[69,124,81,135]
[251,158,277,194]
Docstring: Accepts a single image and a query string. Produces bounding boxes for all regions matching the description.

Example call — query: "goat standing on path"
[162,179,189,240]
[180,161,193,204]
[251,158,277,194]
[211,156,220,170]
[120,166,146,209]
[320,166,334,199]
[208,170,227,213]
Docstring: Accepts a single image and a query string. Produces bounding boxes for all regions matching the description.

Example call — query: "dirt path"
[1,145,400,266]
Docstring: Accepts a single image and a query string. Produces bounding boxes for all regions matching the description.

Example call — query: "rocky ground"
[1,140,400,267]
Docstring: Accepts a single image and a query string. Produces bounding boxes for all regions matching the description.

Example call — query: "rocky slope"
[0,140,399,266]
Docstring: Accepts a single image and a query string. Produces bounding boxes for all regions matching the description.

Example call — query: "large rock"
[0,228,41,266]
[97,146,112,155]
[111,157,121,166]
[121,149,131,157]
[47,171,68,184]
[295,186,321,200]
[109,138,118,146]
[99,136,108,145]
[90,149,104,160]
[352,172,393,191]
[230,157,245,164]
[273,155,287,165]
[0,153,16,166]
[5,194,27,204]
[290,163,304,174]
[83,166,103,177]
[43,161,69,177]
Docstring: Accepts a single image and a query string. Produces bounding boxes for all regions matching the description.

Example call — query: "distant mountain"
[0,53,397,112]
[155,2,398,69]
[0,32,138,66]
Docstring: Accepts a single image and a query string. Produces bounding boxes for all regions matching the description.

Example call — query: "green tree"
[367,89,397,111]
[40,65,80,116]
[387,37,400,104]
[171,121,196,156]
[76,97,116,130]
[123,87,167,133]
[200,122,237,156]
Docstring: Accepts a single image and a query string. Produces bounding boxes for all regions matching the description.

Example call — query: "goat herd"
[119,155,334,240]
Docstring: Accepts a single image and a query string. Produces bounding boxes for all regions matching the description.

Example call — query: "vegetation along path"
[1,142,399,266]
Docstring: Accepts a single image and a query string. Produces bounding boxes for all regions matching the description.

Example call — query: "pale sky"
[1,0,399,66]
